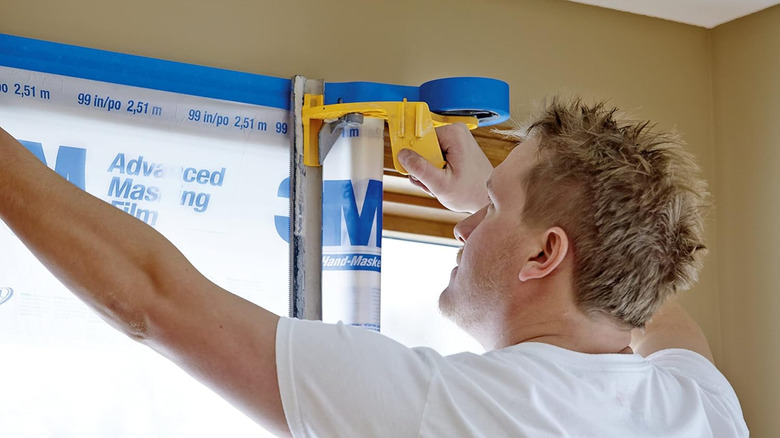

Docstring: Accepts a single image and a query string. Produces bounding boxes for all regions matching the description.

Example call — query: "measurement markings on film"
[233,116,268,131]
[127,99,163,116]
[0,82,52,100]
[187,109,230,127]
[76,93,164,117]
[0,71,290,135]
[187,108,288,135]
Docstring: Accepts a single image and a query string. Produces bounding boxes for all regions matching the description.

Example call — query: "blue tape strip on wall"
[0,33,292,110]
[0,33,510,126]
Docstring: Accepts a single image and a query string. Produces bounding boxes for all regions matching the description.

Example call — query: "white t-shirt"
[276,318,748,437]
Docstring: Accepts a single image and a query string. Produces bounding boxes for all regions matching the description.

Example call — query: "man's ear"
[518,227,569,282]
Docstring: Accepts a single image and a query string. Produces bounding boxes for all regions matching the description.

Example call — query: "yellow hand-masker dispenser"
[302,94,478,171]
[289,76,510,327]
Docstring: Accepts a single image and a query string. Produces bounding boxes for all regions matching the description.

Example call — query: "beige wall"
[712,6,780,437]
[10,0,772,430]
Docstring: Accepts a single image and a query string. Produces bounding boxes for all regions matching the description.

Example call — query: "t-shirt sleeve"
[275,317,436,438]
[646,349,749,437]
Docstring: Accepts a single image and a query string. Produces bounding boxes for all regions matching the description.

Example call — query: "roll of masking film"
[321,117,384,331]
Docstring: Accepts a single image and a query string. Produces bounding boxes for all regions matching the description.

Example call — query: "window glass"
[382,238,483,356]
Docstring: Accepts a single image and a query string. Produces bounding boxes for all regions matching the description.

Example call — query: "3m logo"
[275,178,382,248]
[0,288,13,306]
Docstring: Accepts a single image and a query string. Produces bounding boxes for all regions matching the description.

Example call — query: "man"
[0,97,747,436]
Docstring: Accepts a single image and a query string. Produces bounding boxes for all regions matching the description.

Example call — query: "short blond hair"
[507,97,708,328]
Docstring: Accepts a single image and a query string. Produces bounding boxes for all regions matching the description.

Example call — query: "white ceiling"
[566,0,780,28]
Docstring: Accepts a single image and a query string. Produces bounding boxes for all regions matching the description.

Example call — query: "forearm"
[630,298,714,362]
[0,127,193,338]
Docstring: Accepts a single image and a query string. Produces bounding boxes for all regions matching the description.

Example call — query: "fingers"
[398,125,491,213]
[408,175,433,196]
[435,123,471,154]
[398,148,446,191]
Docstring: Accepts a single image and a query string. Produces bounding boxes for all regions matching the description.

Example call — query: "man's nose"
[454,206,487,243]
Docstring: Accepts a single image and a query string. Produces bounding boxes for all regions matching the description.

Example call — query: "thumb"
[398,148,445,189]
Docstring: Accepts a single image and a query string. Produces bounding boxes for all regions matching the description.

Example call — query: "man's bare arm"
[0,128,289,436]
[630,298,714,363]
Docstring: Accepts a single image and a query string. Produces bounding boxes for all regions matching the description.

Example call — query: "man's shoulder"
[645,348,736,394]
[434,342,651,388]
[462,341,648,368]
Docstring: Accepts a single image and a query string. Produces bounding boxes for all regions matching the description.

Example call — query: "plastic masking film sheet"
[0,34,492,436]
[0,64,290,437]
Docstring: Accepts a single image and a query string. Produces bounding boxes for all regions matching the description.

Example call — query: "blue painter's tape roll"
[327,79,510,127]
[420,77,510,126]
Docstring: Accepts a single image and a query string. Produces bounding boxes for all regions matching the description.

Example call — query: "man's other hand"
[398,124,493,214]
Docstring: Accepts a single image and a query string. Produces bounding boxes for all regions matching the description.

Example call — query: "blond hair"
[507,97,708,328]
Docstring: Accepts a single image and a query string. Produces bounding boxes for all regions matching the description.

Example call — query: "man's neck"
[484,303,633,354]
